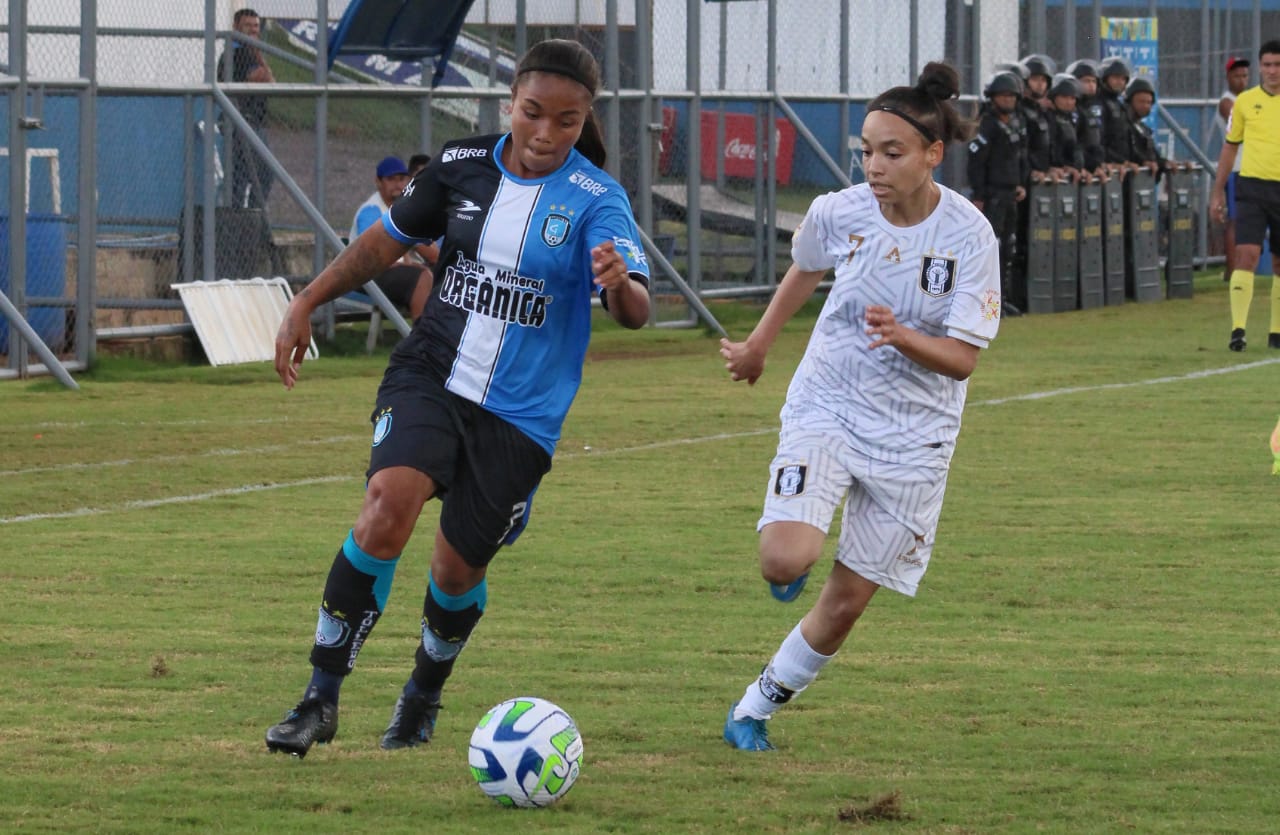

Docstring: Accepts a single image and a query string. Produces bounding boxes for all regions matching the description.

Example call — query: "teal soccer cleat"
[723,702,774,751]
[769,571,809,603]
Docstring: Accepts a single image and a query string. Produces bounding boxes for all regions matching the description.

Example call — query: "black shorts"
[1233,176,1280,249]
[367,362,552,567]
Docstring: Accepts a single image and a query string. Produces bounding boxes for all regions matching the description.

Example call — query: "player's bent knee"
[758,522,824,584]
[355,469,431,554]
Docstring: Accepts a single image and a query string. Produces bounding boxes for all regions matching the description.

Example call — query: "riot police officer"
[1019,53,1057,182]
[1067,59,1107,179]
[1124,76,1171,180]
[1098,56,1133,170]
[1047,73,1085,180]
[968,70,1030,315]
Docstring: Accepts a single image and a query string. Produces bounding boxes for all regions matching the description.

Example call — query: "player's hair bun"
[915,61,960,102]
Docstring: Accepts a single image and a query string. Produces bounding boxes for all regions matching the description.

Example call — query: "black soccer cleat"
[1229,328,1247,352]
[380,691,441,750]
[1269,333,1280,350]
[265,689,338,758]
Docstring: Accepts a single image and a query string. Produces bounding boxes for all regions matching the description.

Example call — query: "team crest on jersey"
[919,255,956,297]
[541,212,572,247]
[773,464,807,497]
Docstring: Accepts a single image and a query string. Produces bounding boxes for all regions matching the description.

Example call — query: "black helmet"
[994,61,1030,83]
[1124,76,1156,100]
[1099,56,1131,82]
[984,71,1023,98]
[1066,59,1098,81]
[1020,53,1058,80]
[1048,73,1083,99]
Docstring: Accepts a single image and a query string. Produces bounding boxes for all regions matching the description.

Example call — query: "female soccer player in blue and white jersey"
[719,62,1001,751]
[265,39,651,758]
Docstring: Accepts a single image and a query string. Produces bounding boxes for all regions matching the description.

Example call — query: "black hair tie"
[516,64,594,94]
[868,105,939,145]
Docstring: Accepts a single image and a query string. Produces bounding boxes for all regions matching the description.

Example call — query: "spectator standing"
[1217,57,1251,282]
[217,8,275,209]
[1210,41,1280,352]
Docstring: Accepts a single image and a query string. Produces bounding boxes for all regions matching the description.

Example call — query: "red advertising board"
[658,107,797,185]
[699,110,796,185]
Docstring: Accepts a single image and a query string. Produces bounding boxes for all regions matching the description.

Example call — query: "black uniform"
[1127,118,1169,179]
[1049,108,1083,171]
[1076,95,1105,172]
[1019,97,1054,176]
[1099,87,1131,165]
[967,107,1029,311]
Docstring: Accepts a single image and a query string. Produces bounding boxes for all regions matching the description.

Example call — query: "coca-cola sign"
[699,111,796,184]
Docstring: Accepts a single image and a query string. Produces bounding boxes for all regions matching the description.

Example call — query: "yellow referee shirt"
[1226,85,1280,181]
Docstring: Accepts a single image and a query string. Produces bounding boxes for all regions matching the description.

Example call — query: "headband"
[516,65,595,95]
[868,105,939,145]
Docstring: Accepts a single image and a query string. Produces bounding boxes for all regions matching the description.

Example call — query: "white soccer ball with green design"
[468,697,583,808]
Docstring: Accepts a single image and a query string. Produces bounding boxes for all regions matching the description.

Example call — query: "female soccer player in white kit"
[720,62,1002,751]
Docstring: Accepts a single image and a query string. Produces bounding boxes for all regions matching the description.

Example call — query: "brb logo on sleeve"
[441,147,488,163]
[569,170,609,196]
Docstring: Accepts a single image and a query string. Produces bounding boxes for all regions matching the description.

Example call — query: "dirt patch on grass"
[838,790,910,824]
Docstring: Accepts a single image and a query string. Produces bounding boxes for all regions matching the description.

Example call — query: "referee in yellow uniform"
[1211,40,1280,352]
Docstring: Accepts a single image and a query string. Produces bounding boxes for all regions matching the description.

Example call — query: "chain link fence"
[3,1,1269,378]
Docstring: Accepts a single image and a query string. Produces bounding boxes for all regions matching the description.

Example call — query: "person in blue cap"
[347,155,434,318]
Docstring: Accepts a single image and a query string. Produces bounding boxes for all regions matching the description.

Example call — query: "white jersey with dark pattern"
[381,134,649,455]
[786,183,1000,464]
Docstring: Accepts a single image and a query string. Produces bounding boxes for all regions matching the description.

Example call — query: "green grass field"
[2,273,1278,833]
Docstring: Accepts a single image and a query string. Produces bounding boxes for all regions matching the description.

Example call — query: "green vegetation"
[260,21,476,149]
[2,272,1278,833]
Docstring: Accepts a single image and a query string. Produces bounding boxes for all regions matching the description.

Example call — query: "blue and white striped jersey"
[382,133,649,455]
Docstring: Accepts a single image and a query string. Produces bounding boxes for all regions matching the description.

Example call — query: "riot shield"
[1102,176,1127,306]
[1164,167,1196,299]
[1077,179,1105,309]
[1025,181,1056,314]
[1125,168,1161,302]
[1053,178,1079,312]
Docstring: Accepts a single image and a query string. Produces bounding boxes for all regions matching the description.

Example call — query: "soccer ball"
[468,696,583,808]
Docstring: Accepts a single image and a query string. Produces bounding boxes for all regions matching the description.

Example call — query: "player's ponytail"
[867,61,973,149]
[513,39,607,168]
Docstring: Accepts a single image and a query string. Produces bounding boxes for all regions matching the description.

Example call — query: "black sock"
[307,531,399,697]
[409,577,486,694]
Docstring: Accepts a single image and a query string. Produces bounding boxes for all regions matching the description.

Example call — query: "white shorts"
[758,411,949,597]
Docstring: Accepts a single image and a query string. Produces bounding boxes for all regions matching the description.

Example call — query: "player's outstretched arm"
[274,225,409,389]
[720,263,826,385]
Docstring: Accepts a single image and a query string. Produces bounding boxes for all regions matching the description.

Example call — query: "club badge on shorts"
[372,407,393,447]
[774,464,807,497]
[919,255,956,297]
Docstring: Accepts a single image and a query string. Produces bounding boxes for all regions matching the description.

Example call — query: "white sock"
[734,623,835,720]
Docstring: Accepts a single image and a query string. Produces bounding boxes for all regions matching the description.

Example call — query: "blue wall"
[0,94,187,228]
